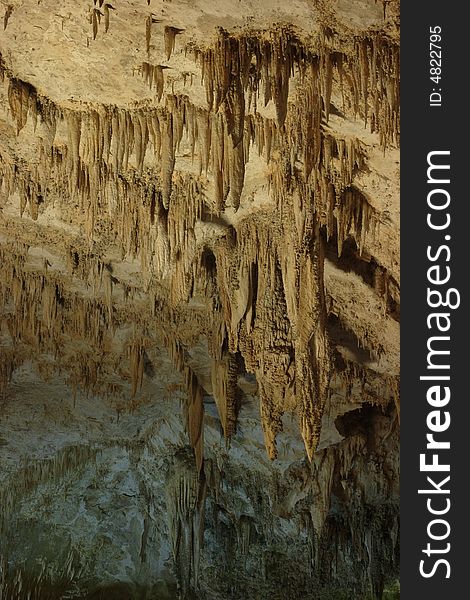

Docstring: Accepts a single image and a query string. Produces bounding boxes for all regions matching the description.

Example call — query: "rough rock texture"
[0,1,400,598]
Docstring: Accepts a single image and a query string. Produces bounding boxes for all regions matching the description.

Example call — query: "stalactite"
[0,14,400,598]
[103,3,114,34]
[296,242,331,461]
[164,26,185,61]
[3,5,13,30]
[184,368,205,473]
[0,22,399,466]
[321,50,333,122]
[0,445,100,535]
[145,15,152,54]
[7,78,36,134]
[161,112,175,209]
[66,111,82,187]
[0,347,28,397]
[166,448,207,597]
[129,338,145,397]
[142,62,167,100]
[210,353,239,438]
[335,187,376,257]
[90,8,102,41]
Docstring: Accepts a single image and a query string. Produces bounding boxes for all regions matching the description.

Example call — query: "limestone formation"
[0,1,400,598]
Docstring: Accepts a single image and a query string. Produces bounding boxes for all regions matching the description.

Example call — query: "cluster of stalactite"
[0,445,100,537]
[0,402,399,599]
[0,346,28,397]
[141,62,168,101]
[166,448,207,598]
[333,359,399,409]
[306,405,399,599]
[0,22,399,467]
[0,244,205,405]
[194,27,399,144]
[0,550,83,600]
[0,444,94,599]
[196,402,399,599]
[89,1,114,42]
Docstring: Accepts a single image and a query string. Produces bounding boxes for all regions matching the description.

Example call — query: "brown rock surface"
[0,1,399,598]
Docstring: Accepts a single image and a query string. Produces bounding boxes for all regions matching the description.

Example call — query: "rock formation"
[0,0,400,598]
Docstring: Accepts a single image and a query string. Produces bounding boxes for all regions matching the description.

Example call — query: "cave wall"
[0,1,400,598]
